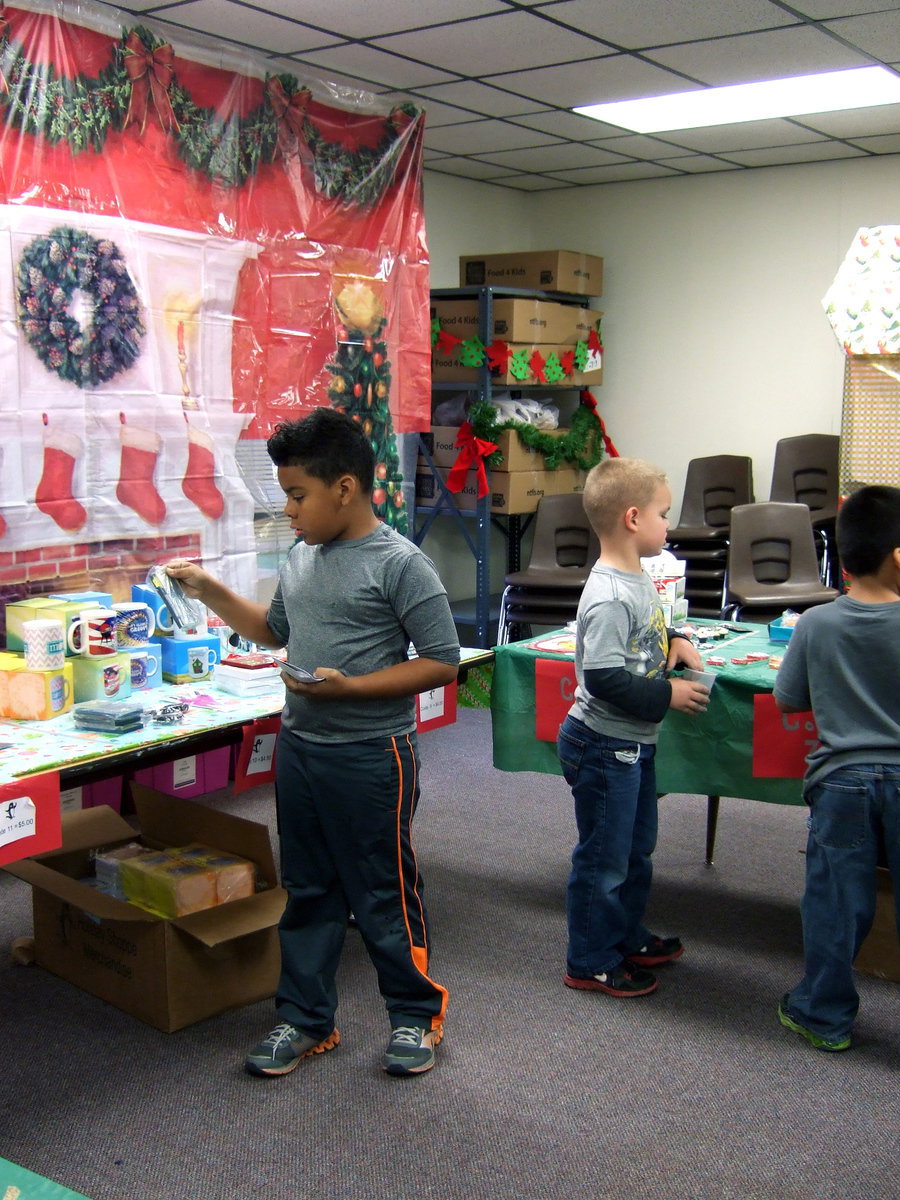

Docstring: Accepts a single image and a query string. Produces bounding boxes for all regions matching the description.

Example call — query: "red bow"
[446,421,498,498]
[580,390,619,458]
[123,33,179,134]
[267,78,310,154]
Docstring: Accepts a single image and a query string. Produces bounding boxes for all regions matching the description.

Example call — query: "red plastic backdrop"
[0,2,429,597]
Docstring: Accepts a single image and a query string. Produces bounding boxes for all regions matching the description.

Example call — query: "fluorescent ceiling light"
[574,66,900,133]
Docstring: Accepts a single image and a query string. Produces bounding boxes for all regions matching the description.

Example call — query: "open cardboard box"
[5,784,285,1031]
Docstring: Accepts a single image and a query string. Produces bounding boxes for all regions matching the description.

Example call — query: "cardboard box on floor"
[854,867,900,983]
[459,250,604,296]
[4,785,286,1031]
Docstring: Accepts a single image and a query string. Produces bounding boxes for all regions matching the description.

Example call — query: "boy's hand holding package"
[668,675,710,715]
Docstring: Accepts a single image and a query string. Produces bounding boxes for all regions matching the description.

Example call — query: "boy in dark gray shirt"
[167,409,459,1077]
[774,484,900,1052]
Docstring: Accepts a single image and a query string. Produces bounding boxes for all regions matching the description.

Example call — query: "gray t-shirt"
[266,523,460,743]
[772,595,900,790]
[569,563,670,744]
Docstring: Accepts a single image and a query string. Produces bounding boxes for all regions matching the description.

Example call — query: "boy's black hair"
[267,407,375,492]
[837,484,900,576]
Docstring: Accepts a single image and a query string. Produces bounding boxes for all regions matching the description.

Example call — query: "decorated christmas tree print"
[327,279,408,535]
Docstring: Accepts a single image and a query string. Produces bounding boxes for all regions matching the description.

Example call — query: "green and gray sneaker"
[382,1024,443,1076]
[777,998,851,1052]
[245,1022,340,1077]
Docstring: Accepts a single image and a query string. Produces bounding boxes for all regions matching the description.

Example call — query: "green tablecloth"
[491,625,804,806]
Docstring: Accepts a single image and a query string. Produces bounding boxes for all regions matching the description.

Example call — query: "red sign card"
[752,693,819,778]
[0,771,62,866]
[233,717,281,795]
[535,657,578,742]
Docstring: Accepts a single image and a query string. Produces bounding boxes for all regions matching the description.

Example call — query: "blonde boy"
[559,458,709,997]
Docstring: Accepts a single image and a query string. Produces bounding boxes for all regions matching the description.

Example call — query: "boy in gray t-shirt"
[774,485,900,1052]
[558,458,709,999]
[167,409,459,1078]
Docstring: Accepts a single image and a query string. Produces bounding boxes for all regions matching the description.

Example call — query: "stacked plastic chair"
[768,434,840,587]
[496,493,599,644]
[721,501,839,622]
[665,456,755,618]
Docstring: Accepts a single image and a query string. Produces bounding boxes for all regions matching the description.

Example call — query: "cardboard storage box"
[459,250,603,296]
[416,465,584,515]
[421,426,572,472]
[854,867,900,983]
[131,747,231,799]
[4,786,286,1031]
[60,777,124,815]
[431,297,602,345]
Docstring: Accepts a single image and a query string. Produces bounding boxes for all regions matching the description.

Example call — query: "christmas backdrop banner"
[0,1,429,595]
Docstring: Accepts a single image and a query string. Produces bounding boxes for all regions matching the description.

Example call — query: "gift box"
[71,652,132,703]
[156,634,221,683]
[0,653,74,720]
[131,747,231,799]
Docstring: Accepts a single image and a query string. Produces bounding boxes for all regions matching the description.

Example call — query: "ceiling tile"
[823,13,900,62]
[799,102,900,139]
[645,25,871,85]
[670,155,744,173]
[419,98,490,127]
[425,120,565,155]
[787,1,900,17]
[295,43,456,89]
[144,0,341,54]
[412,79,551,117]
[583,133,702,158]
[547,161,684,183]
[656,118,832,153]
[488,175,576,191]
[375,10,611,76]
[845,134,900,152]
[472,142,633,171]
[493,53,697,109]
[724,141,868,166]
[221,0,508,40]
[507,110,628,140]
[424,157,516,179]
[527,0,799,50]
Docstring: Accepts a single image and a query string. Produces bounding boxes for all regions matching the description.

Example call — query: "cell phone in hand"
[278,660,324,683]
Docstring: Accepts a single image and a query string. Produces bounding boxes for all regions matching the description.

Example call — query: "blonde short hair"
[582,457,668,537]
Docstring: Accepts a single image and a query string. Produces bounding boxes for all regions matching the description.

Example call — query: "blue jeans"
[558,715,658,978]
[784,764,900,1041]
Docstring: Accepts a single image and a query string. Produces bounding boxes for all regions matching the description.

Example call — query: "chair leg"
[496,587,510,645]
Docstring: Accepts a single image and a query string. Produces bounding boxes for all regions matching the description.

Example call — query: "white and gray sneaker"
[382,1024,443,1076]
[245,1022,340,1077]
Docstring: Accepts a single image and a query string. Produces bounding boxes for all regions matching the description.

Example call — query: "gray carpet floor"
[1,707,898,1200]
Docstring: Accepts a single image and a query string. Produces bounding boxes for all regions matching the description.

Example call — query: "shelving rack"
[415,284,597,647]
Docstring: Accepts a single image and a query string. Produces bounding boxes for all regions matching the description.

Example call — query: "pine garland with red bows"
[466,395,616,473]
[0,16,420,201]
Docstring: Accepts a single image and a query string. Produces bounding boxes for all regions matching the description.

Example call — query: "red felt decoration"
[486,339,512,371]
[587,328,602,354]
[528,348,547,384]
[436,329,462,353]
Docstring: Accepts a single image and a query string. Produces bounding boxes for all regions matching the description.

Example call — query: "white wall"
[421,155,900,613]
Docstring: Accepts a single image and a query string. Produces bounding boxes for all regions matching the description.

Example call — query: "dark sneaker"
[244,1023,340,1077]
[626,935,684,967]
[382,1024,443,1075]
[564,963,659,997]
[777,997,851,1052]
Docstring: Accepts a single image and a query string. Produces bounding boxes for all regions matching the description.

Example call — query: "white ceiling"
[107,0,900,190]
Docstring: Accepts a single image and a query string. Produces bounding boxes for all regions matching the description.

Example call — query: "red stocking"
[116,424,167,526]
[35,430,87,533]
[182,424,224,520]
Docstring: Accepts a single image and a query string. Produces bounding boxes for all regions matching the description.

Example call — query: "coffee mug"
[187,648,215,678]
[174,623,209,642]
[102,661,122,696]
[23,619,66,671]
[49,673,71,712]
[128,648,160,690]
[113,602,153,649]
[66,608,119,657]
